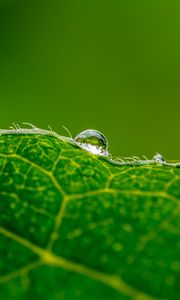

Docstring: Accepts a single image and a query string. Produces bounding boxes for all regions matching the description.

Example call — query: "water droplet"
[153,153,165,163]
[74,129,109,156]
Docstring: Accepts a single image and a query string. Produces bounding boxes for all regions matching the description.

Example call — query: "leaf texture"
[0,131,179,300]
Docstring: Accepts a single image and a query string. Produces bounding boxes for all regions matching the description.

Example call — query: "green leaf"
[0,130,179,300]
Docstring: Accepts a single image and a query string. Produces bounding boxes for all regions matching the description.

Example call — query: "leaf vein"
[0,227,157,300]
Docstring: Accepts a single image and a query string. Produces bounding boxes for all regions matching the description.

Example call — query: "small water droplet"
[74,129,109,156]
[153,153,165,163]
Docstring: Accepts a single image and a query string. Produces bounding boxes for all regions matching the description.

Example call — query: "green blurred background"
[0,0,180,158]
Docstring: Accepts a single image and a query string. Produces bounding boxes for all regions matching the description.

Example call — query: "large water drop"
[74,129,109,156]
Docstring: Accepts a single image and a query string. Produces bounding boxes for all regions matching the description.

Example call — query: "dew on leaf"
[153,153,165,163]
[74,129,109,156]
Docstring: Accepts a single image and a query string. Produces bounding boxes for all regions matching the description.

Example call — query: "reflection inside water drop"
[74,129,109,156]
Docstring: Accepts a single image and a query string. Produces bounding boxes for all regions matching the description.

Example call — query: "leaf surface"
[0,130,179,300]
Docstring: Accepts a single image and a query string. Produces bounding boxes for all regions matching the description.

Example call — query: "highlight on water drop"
[74,129,109,156]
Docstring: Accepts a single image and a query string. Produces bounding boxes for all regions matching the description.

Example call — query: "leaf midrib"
[0,226,156,300]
